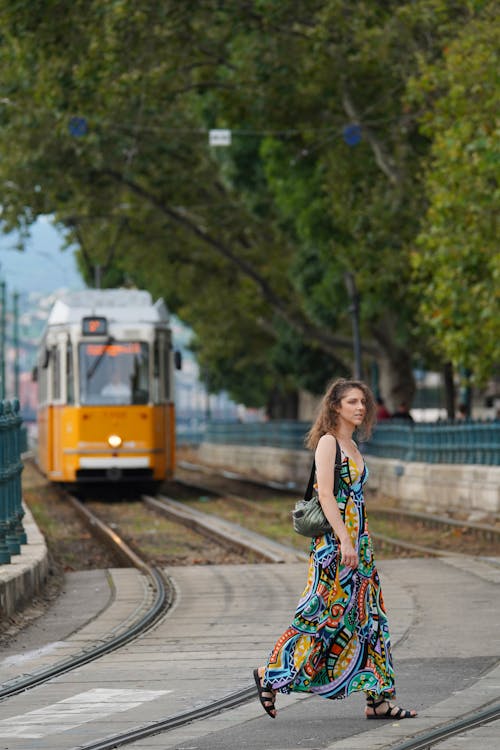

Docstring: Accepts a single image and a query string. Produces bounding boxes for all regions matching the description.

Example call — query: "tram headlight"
[107,434,122,449]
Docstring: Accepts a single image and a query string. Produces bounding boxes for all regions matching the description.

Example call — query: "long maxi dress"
[264,449,396,700]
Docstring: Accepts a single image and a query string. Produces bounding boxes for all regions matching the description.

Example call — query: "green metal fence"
[202,419,500,466]
[365,420,500,465]
[204,420,309,450]
[0,399,26,564]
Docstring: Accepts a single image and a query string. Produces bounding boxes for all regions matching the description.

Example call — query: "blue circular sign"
[343,124,362,146]
[68,117,88,137]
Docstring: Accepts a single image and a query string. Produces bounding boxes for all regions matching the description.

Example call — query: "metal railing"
[0,399,26,564]
[199,419,500,466]
[204,420,310,450]
[365,420,500,465]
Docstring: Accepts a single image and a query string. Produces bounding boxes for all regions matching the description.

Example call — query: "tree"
[410,5,499,384]
[0,1,495,411]
[201,0,482,404]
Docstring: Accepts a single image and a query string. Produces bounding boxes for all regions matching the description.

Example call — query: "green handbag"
[292,441,342,537]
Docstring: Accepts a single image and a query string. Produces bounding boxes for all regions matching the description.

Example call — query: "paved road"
[0,555,498,750]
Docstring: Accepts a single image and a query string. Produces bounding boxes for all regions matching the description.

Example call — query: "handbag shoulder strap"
[333,439,342,497]
[304,460,316,501]
[305,439,342,501]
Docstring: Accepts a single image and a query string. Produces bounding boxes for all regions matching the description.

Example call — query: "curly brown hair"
[305,378,376,449]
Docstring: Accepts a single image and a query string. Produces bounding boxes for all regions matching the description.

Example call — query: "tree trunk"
[266,387,299,419]
[370,318,416,412]
[375,348,416,413]
[443,361,455,420]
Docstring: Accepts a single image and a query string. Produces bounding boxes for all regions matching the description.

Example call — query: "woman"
[253,378,416,720]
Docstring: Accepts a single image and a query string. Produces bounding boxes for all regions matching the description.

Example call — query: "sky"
[0,217,84,296]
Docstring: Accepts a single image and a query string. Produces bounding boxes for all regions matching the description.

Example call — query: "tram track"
[387,699,500,749]
[0,493,174,702]
[175,460,500,559]
[71,689,500,750]
[8,467,500,749]
[2,479,263,702]
[1,481,303,748]
[64,480,500,750]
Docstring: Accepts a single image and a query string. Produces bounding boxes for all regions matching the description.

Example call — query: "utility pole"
[13,292,19,398]
[0,280,6,400]
[344,271,363,380]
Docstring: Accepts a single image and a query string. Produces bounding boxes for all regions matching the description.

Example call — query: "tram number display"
[84,343,142,357]
[82,317,108,336]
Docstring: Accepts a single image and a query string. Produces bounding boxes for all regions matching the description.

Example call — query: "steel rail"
[143,493,304,563]
[387,699,500,750]
[72,685,257,750]
[175,462,500,556]
[71,683,500,750]
[0,495,174,701]
[173,474,450,558]
[368,506,500,543]
[70,476,499,749]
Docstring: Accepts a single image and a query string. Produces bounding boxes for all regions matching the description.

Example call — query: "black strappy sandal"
[253,668,277,718]
[366,695,417,720]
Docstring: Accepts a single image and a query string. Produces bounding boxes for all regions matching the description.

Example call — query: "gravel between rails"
[173,465,500,559]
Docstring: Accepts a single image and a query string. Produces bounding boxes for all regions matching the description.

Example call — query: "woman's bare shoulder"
[317,433,337,445]
[316,433,337,456]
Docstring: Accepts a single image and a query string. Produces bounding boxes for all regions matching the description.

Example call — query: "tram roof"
[47,289,169,326]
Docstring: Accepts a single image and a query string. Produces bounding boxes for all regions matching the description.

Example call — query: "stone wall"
[196,443,500,515]
[0,504,49,620]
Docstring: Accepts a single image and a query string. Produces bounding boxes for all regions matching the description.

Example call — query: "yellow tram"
[36,289,179,485]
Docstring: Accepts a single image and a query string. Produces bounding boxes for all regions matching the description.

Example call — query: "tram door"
[153,331,174,477]
[47,338,72,480]
[45,344,62,478]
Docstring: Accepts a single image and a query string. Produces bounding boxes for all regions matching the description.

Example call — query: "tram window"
[52,347,61,401]
[38,362,47,404]
[66,340,74,404]
[79,342,149,405]
[154,334,170,403]
[153,339,161,403]
[164,346,171,401]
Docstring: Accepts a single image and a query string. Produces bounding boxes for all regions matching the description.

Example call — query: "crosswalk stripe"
[0,688,169,738]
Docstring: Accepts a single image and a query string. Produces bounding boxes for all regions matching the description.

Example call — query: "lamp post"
[13,292,19,398]
[344,271,363,380]
[0,280,6,400]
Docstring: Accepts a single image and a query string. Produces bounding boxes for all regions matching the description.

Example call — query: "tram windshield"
[79,342,149,405]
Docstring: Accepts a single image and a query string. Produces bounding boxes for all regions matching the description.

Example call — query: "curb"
[0,503,49,621]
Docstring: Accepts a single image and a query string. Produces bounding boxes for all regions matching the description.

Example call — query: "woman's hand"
[340,537,358,569]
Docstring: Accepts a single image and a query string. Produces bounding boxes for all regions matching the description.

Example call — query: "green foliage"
[410,4,499,383]
[0,0,496,407]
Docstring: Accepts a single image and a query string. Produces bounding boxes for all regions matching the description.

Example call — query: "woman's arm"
[315,434,358,569]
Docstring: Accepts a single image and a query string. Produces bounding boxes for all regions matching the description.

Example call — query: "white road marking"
[0,687,170,738]
[0,641,67,668]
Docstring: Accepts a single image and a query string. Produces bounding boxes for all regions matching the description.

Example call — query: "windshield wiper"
[86,336,115,381]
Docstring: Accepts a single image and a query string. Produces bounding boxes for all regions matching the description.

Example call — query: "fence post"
[0,402,11,563]
[4,401,21,555]
[12,399,26,545]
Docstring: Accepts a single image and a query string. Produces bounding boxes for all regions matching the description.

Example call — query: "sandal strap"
[390,706,413,719]
[366,695,387,708]
[368,700,413,718]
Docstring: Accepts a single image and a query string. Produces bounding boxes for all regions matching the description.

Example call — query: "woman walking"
[253,378,417,720]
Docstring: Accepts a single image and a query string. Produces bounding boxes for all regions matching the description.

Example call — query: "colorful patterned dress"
[264,450,395,701]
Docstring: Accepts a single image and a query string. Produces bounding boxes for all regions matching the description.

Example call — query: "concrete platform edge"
[0,502,49,621]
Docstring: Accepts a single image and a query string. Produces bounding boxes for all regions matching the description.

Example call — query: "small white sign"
[209,129,232,147]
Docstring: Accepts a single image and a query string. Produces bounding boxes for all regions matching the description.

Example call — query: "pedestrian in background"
[376,396,391,421]
[391,402,414,422]
[253,378,417,721]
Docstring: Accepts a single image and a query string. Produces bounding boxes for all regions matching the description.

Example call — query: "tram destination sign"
[82,316,108,336]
